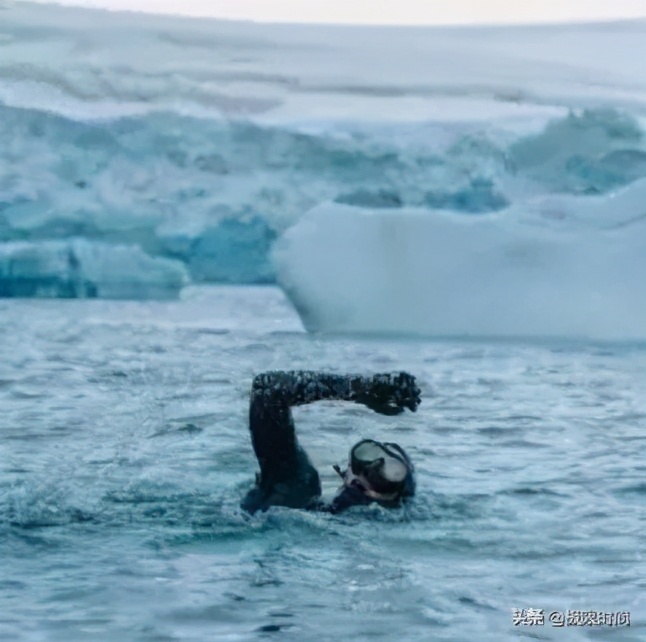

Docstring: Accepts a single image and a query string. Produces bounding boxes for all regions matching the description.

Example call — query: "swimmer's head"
[331,439,415,512]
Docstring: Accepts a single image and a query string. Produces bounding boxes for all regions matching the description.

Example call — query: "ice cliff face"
[1,3,646,338]
[2,101,645,295]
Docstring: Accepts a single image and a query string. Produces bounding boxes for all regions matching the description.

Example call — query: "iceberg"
[0,239,188,299]
[274,181,646,340]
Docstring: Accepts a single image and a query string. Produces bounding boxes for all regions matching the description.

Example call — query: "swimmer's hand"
[355,372,421,416]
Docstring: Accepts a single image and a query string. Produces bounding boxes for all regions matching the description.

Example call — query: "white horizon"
[14,0,646,25]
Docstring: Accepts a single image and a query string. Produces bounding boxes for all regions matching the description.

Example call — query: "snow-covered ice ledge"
[0,239,187,299]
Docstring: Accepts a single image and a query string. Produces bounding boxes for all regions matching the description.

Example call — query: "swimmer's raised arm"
[242,371,420,514]
[251,370,421,415]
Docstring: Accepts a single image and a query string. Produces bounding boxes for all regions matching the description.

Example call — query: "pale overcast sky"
[19,0,646,24]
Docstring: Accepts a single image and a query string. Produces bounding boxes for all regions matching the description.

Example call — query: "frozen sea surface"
[1,287,644,641]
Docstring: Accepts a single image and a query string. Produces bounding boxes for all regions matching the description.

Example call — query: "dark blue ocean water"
[1,287,644,641]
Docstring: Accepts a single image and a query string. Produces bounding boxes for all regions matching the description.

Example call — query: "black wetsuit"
[241,370,420,514]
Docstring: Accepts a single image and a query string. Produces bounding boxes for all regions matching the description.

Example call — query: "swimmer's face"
[331,439,414,510]
[333,463,401,503]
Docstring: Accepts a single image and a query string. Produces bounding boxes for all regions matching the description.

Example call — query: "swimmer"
[241,371,421,514]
